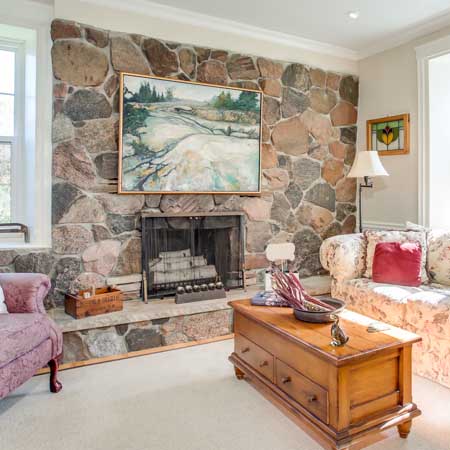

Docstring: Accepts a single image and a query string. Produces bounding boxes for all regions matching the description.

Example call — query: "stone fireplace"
[141,212,244,298]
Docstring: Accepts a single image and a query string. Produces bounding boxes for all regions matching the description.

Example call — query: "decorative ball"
[176,286,185,295]
[185,285,193,293]
[193,284,200,292]
[215,281,224,290]
[200,284,208,291]
[208,283,216,290]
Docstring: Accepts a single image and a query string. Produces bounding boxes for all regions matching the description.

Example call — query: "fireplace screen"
[142,213,244,298]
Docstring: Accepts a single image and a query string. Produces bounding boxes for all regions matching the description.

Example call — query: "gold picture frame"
[366,113,410,156]
[118,72,263,195]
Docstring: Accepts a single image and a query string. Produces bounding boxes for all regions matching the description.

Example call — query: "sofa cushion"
[0,313,56,368]
[427,229,450,286]
[364,230,428,283]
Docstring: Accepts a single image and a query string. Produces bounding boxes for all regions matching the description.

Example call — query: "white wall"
[357,26,450,229]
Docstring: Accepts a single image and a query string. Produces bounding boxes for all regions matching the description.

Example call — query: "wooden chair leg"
[48,358,63,393]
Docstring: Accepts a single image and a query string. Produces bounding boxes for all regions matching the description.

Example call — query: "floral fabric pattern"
[364,230,428,283]
[427,230,450,286]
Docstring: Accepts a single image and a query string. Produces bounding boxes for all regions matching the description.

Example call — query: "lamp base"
[358,176,373,233]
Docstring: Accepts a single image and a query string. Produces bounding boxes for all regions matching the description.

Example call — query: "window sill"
[0,242,51,251]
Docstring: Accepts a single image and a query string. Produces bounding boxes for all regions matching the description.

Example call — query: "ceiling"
[145,0,450,58]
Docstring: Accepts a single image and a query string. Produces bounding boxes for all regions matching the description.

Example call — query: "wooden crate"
[65,287,123,319]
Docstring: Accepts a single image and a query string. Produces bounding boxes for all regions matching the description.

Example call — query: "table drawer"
[276,359,329,424]
[235,333,274,382]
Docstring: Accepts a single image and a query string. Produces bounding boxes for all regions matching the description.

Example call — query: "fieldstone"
[292,228,322,262]
[85,329,127,358]
[341,127,357,145]
[52,225,93,254]
[63,333,89,363]
[227,54,258,79]
[97,193,144,214]
[336,177,357,202]
[213,195,243,212]
[75,118,117,153]
[297,253,323,277]
[52,182,82,224]
[261,143,278,169]
[245,253,269,270]
[52,40,108,86]
[53,83,68,99]
[297,202,334,233]
[143,39,179,76]
[263,168,290,190]
[95,153,118,180]
[85,27,109,48]
[111,37,150,75]
[342,215,357,234]
[126,328,162,351]
[260,79,281,97]
[329,141,346,159]
[210,50,228,62]
[272,116,308,155]
[321,222,343,240]
[246,221,272,253]
[230,81,260,90]
[104,74,118,98]
[92,225,112,242]
[310,68,326,87]
[60,195,106,224]
[270,192,291,224]
[182,310,231,340]
[308,145,328,161]
[282,64,311,91]
[179,48,196,77]
[160,195,214,213]
[257,58,283,79]
[310,88,338,114]
[322,158,344,186]
[54,257,82,292]
[242,196,272,221]
[302,109,339,145]
[53,140,96,189]
[64,90,112,121]
[195,47,211,63]
[145,195,162,208]
[305,183,336,211]
[345,145,356,166]
[277,154,291,169]
[262,98,280,126]
[82,240,121,276]
[197,61,227,85]
[331,101,357,126]
[113,238,142,275]
[14,252,54,274]
[339,76,359,106]
[291,157,320,190]
[50,19,81,40]
[285,183,303,209]
[53,113,74,143]
[116,324,129,336]
[106,214,136,234]
[281,87,310,118]
[72,272,105,291]
[326,72,341,90]
[336,203,357,222]
[0,250,18,266]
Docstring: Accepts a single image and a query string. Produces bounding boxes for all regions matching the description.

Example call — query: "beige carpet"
[0,340,448,450]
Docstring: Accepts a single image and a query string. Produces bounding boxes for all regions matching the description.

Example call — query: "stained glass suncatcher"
[366,114,410,156]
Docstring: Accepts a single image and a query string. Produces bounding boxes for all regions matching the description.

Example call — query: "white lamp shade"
[347,151,389,178]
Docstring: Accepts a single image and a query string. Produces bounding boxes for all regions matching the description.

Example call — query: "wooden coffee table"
[229,300,421,450]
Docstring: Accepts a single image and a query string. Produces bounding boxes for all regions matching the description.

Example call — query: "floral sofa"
[320,230,450,388]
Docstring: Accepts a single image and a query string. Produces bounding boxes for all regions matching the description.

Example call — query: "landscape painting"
[118,73,262,194]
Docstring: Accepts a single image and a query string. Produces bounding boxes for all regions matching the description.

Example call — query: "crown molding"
[79,0,359,61]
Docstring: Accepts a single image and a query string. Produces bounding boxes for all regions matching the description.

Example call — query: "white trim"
[415,34,450,228]
[362,220,405,231]
[79,0,359,61]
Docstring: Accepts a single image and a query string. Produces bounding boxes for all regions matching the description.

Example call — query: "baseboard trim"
[35,333,234,375]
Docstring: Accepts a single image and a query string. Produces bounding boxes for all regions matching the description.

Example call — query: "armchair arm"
[0,273,51,313]
[320,233,366,282]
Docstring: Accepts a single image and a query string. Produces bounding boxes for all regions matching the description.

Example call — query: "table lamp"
[347,150,389,233]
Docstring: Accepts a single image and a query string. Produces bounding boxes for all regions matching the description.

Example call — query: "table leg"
[234,366,245,380]
[398,420,412,439]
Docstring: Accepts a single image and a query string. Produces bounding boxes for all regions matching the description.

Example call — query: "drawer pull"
[241,347,250,354]
[307,394,317,403]
[259,360,268,367]
[281,376,291,384]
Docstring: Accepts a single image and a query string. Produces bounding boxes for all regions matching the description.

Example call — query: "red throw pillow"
[372,242,422,287]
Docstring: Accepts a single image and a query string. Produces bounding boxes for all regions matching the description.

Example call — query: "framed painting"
[118,72,262,195]
[366,113,410,156]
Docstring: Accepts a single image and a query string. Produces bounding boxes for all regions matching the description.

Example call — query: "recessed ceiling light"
[348,10,360,20]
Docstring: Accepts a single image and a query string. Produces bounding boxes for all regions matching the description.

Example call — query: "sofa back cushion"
[364,230,428,283]
[427,229,450,286]
[372,242,422,287]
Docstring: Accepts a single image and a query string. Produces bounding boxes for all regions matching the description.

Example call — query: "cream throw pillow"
[364,230,428,283]
[0,285,8,313]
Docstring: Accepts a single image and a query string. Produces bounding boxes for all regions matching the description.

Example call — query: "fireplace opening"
[141,212,245,299]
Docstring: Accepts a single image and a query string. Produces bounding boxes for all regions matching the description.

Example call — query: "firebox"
[141,212,245,299]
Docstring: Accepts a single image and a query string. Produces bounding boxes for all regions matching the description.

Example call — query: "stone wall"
[0,19,358,308]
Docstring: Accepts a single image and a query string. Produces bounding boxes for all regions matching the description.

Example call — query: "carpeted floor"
[0,340,449,450]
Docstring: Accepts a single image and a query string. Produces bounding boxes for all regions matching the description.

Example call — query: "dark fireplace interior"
[142,213,244,299]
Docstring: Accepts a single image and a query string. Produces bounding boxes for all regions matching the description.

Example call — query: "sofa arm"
[0,273,51,314]
[320,233,366,282]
